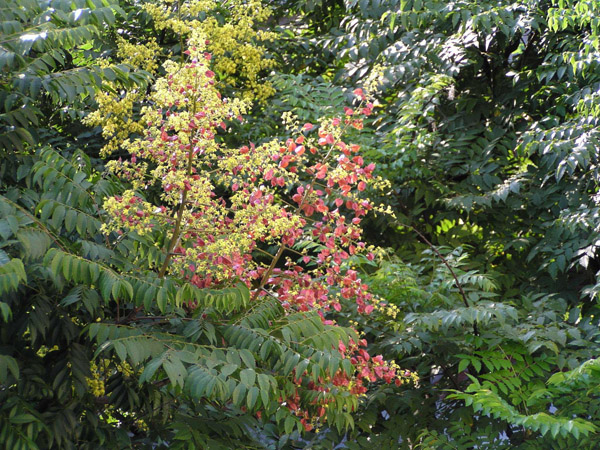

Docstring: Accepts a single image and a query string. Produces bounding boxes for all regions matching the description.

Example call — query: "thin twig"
[397,220,479,336]
[251,100,369,301]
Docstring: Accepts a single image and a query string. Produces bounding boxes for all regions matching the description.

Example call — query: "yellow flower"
[142,0,277,102]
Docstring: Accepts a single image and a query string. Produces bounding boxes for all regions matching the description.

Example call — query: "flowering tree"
[85,30,408,437]
[0,1,410,446]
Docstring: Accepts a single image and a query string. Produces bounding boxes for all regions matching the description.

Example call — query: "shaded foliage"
[262,0,600,448]
[3,0,600,448]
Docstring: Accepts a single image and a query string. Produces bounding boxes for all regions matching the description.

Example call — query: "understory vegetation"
[1,0,600,448]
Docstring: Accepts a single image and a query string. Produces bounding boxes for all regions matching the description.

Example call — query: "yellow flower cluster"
[85,89,146,157]
[87,361,106,397]
[368,281,404,320]
[116,36,161,74]
[105,160,149,190]
[372,202,397,219]
[99,31,300,283]
[102,189,156,236]
[135,419,149,432]
[389,360,419,386]
[83,38,162,156]
[86,360,138,397]
[116,361,135,378]
[36,344,59,356]
[281,111,298,130]
[217,139,300,185]
[238,197,303,240]
[363,64,386,95]
[143,0,277,102]
[375,300,401,319]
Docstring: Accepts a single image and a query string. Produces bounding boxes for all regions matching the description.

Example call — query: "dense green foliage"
[1,2,367,448]
[2,0,600,448]
[267,0,600,447]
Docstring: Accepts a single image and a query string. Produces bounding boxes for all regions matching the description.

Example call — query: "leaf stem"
[397,220,479,336]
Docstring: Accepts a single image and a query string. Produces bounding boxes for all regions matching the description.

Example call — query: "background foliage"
[265,0,600,447]
[2,0,600,448]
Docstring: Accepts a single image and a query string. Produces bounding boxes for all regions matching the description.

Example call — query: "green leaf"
[232,382,246,406]
[284,415,296,435]
[10,414,38,424]
[220,363,237,378]
[0,258,27,294]
[0,354,19,381]
[257,373,270,407]
[239,368,256,387]
[246,385,259,409]
[113,341,127,361]
[139,358,162,383]
[163,357,186,389]
[239,349,255,369]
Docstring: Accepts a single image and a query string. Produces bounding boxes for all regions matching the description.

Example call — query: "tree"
[0,3,404,447]
[263,0,600,447]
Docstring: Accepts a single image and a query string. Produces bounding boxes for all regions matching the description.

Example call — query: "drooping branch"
[397,220,479,336]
